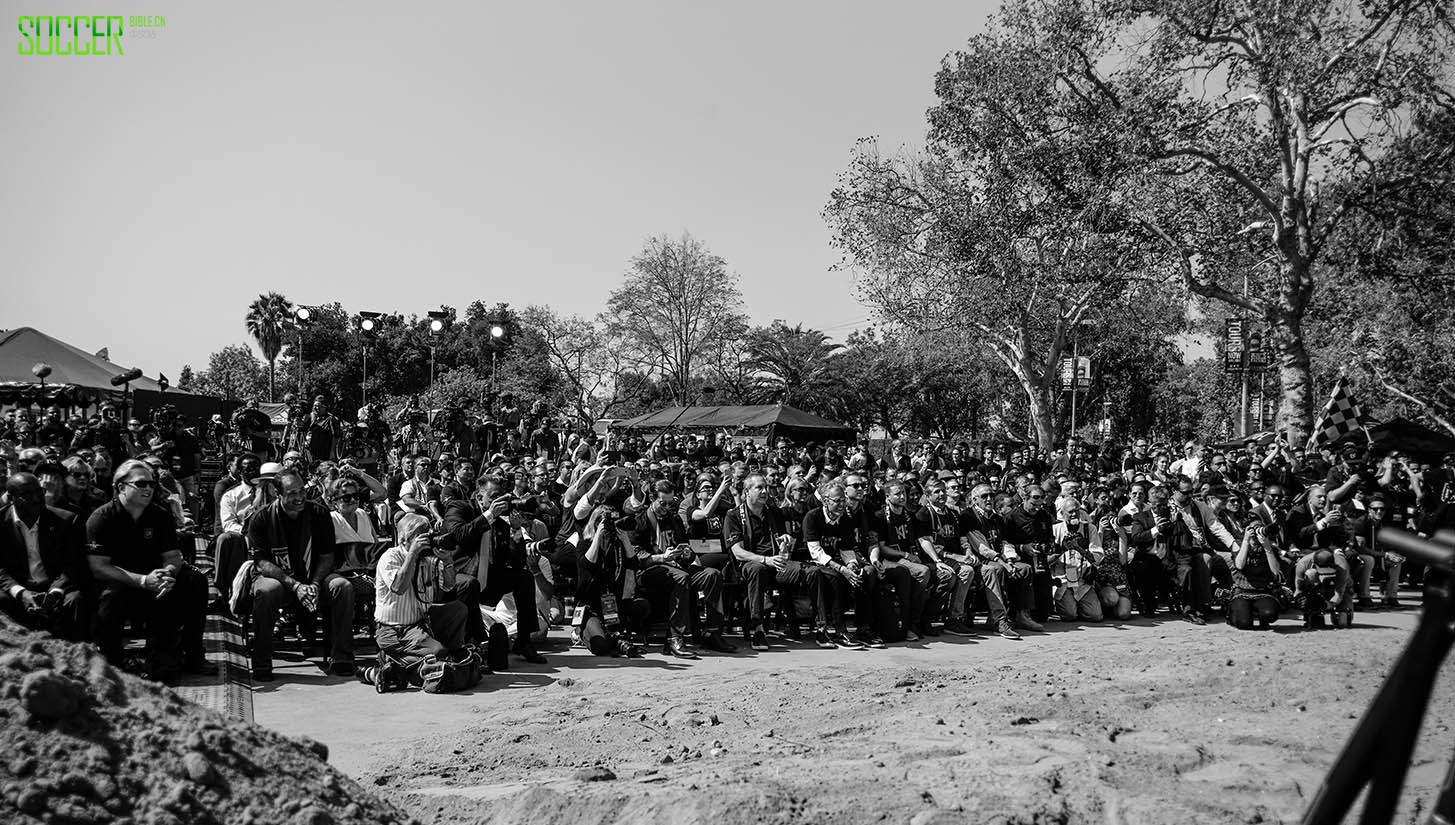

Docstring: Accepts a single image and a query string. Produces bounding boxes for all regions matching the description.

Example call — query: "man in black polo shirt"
[727,473,815,652]
[999,487,1051,631]
[87,459,211,683]
[804,480,883,650]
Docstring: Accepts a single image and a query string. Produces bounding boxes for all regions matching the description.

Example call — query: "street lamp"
[489,324,504,397]
[357,311,383,407]
[294,305,315,398]
[427,311,451,389]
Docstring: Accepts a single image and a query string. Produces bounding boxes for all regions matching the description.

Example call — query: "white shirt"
[219,482,259,534]
[9,508,47,597]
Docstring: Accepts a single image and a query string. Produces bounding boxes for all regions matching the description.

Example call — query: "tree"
[190,345,268,401]
[827,129,1178,447]
[245,291,294,402]
[1010,0,1455,442]
[604,233,749,405]
[740,323,842,407]
[176,365,196,392]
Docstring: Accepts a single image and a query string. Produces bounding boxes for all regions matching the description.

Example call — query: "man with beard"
[246,468,355,679]
[999,487,1051,631]
[0,472,87,640]
[960,483,1024,638]
[728,473,818,652]
[633,480,735,656]
[1349,493,1403,608]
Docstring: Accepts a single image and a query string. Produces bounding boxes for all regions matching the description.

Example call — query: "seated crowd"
[3,397,1455,692]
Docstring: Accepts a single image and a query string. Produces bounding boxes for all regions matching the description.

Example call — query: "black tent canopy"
[611,404,855,445]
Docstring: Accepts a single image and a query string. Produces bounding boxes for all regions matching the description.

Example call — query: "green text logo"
[17,15,125,56]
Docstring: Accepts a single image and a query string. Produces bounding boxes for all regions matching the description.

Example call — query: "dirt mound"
[0,618,413,825]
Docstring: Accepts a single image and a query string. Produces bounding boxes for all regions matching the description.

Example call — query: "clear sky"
[3,1,999,378]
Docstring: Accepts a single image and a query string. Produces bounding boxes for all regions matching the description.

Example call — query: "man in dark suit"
[440,475,547,665]
[0,472,87,640]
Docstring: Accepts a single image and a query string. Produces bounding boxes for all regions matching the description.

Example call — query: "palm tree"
[245,292,294,402]
[743,323,841,408]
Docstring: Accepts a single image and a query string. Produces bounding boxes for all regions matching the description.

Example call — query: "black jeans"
[94,565,208,669]
[740,559,821,632]
[481,565,539,638]
[821,564,881,632]
[637,563,725,637]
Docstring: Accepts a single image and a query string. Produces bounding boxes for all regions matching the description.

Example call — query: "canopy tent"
[1332,417,1455,460]
[0,327,169,398]
[611,404,856,445]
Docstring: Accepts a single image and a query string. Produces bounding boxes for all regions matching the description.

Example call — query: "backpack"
[419,649,485,694]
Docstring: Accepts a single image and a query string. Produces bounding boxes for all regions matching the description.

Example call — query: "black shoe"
[997,623,1022,640]
[785,624,803,640]
[250,663,274,683]
[854,631,887,649]
[512,643,547,665]
[918,624,942,637]
[751,630,770,652]
[941,619,976,637]
[1382,598,1404,608]
[834,630,867,650]
[327,659,356,677]
[663,637,700,659]
[1356,598,1376,610]
[813,629,838,649]
[487,625,511,671]
[700,633,738,654]
[1184,611,1207,626]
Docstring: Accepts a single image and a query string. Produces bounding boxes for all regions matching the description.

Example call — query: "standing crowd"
[3,395,1454,691]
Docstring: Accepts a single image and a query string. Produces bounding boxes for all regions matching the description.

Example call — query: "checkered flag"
[1305,377,1367,452]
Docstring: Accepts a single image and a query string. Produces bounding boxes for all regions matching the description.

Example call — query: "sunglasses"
[335,493,359,503]
[1028,494,1046,500]
[847,482,867,488]
[69,471,93,479]
[124,479,156,489]
[1369,507,1386,513]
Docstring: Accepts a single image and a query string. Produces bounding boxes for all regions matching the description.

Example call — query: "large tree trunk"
[267,361,276,403]
[1268,306,1314,445]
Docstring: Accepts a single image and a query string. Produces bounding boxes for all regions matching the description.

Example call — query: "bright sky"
[3,1,999,378]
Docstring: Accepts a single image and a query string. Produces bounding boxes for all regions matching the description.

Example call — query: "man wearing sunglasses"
[997,487,1052,631]
[87,460,212,683]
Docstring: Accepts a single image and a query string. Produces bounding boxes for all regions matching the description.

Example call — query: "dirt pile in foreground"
[0,619,411,825]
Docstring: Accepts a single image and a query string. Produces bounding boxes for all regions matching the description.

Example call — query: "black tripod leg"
[1362,631,1454,825]
[1304,591,1455,825]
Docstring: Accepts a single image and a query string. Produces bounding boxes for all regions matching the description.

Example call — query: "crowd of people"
[3,393,1454,692]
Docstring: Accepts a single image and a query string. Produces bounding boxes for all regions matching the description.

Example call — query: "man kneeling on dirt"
[246,468,355,681]
[362,514,471,688]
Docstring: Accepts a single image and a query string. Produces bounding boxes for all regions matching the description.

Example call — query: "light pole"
[427,311,450,390]
[489,324,504,398]
[357,311,382,408]
[294,306,313,396]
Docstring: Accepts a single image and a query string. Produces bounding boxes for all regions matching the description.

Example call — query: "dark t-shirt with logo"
[913,506,960,561]
[875,506,917,558]
[86,499,176,574]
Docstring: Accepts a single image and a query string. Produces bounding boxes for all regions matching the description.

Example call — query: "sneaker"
[813,629,838,649]
[1013,612,1045,632]
[855,632,887,649]
[997,623,1022,640]
[941,619,975,637]
[1183,611,1208,626]
[751,630,771,652]
[904,629,921,642]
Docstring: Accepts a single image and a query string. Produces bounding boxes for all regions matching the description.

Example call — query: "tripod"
[1302,528,1455,825]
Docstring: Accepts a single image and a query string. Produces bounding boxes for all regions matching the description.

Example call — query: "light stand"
[294,306,313,397]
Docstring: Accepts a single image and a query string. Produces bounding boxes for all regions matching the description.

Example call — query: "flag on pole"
[1305,377,1367,453]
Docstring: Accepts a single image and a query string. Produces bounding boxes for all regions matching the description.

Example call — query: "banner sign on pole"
[1060,356,1075,389]
[1224,319,1245,371]
[1075,356,1092,390]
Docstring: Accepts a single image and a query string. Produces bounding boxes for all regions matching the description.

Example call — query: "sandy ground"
[254,597,1455,825]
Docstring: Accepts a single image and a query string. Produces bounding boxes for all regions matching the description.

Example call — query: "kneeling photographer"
[365,513,480,692]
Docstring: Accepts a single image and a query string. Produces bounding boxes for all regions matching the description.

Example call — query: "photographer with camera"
[365,513,475,690]
[1050,497,1106,622]
[439,475,548,666]
[634,480,735,657]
